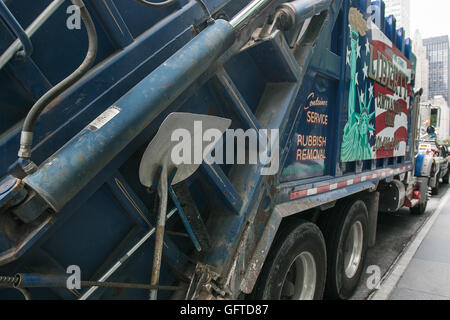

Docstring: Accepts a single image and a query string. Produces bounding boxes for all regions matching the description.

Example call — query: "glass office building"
[423,36,450,103]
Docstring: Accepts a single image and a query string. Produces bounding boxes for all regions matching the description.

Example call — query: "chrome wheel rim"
[343,221,364,279]
[281,252,317,300]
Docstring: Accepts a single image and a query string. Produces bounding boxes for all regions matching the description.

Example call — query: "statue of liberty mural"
[341,28,375,162]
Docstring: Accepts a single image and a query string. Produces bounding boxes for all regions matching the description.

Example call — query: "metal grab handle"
[280,0,332,23]
[0,0,65,70]
[0,0,33,59]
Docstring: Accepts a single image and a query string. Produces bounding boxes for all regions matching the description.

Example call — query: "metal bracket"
[185,263,224,300]
[0,0,33,59]
[169,181,210,252]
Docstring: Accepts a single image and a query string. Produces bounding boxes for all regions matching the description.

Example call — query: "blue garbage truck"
[0,0,432,300]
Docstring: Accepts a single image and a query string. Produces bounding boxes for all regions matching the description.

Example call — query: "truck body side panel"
[0,0,419,299]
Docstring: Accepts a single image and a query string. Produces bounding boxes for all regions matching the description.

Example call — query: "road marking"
[368,188,450,300]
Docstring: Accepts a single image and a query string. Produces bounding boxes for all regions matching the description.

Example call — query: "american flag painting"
[341,7,411,162]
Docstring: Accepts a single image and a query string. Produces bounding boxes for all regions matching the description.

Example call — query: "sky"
[411,0,450,39]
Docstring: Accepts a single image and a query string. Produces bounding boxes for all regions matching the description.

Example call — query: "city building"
[413,30,429,101]
[423,36,450,103]
[383,0,411,38]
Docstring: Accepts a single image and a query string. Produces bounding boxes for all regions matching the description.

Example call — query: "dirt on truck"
[0,0,432,300]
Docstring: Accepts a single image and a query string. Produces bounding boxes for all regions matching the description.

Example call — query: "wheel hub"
[343,221,364,279]
[281,251,317,300]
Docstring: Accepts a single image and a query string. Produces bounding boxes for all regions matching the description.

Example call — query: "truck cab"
[417,140,449,194]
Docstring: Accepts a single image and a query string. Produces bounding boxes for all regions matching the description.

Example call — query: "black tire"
[252,220,327,300]
[443,171,449,184]
[411,202,428,215]
[432,177,440,196]
[411,180,430,215]
[322,199,368,300]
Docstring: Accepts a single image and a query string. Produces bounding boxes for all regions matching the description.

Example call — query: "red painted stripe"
[290,190,308,201]
[317,185,331,194]
[338,181,348,188]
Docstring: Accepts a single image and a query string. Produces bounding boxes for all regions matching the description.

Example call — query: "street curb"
[368,188,450,300]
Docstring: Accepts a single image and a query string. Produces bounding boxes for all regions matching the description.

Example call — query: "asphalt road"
[351,183,450,300]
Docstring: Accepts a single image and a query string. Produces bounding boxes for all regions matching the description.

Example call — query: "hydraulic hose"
[133,0,179,8]
[18,0,98,163]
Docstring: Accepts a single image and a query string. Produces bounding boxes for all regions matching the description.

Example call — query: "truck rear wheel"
[253,221,327,300]
[323,199,368,300]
